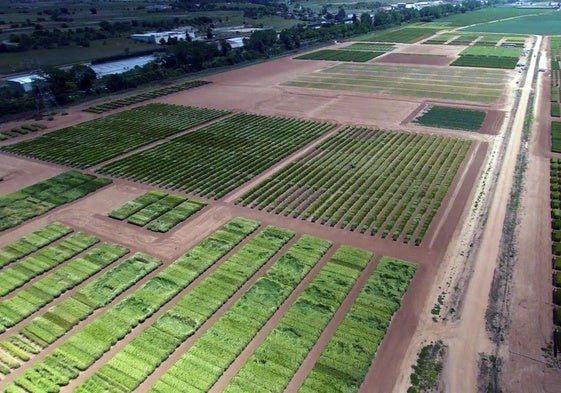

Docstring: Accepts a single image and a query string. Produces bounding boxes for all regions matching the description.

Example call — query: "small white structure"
[538,52,548,72]
[5,74,44,93]
[225,37,244,49]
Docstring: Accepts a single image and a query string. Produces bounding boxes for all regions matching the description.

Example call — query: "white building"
[130,30,196,44]
[5,74,44,93]
[89,56,156,78]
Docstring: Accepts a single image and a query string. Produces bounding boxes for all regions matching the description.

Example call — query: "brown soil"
[374,53,453,66]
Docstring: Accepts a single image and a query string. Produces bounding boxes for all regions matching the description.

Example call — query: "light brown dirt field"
[0,154,63,196]
[0,41,521,392]
[392,43,465,57]
[374,53,453,66]
[501,36,561,392]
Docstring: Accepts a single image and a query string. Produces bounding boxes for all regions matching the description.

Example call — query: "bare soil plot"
[374,53,453,66]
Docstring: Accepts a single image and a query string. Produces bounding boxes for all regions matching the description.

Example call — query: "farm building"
[226,37,244,49]
[89,56,156,78]
[538,52,547,72]
[4,74,44,93]
[130,30,196,44]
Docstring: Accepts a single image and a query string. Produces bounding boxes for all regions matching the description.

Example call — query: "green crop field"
[434,7,548,27]
[237,126,472,245]
[451,45,520,69]
[550,159,561,329]
[343,43,396,52]
[2,104,228,169]
[98,113,334,199]
[0,171,111,232]
[0,123,46,142]
[460,11,561,34]
[109,190,206,232]
[295,49,384,62]
[414,106,487,131]
[358,26,440,43]
[285,63,508,103]
[84,81,210,114]
[552,122,561,153]
[0,216,417,392]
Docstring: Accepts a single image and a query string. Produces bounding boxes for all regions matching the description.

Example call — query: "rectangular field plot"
[84,80,210,114]
[284,63,508,103]
[98,113,334,199]
[552,122,561,153]
[2,104,229,169]
[109,190,206,232]
[343,43,396,52]
[295,49,384,62]
[451,45,520,69]
[237,127,472,245]
[551,159,561,328]
[413,105,486,131]
[0,171,111,232]
[358,27,439,43]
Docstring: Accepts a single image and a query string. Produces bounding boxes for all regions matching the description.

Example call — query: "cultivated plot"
[358,27,440,44]
[284,63,509,103]
[413,105,487,132]
[237,126,472,245]
[295,49,385,62]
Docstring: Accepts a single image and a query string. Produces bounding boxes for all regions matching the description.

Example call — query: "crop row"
[451,55,518,69]
[344,43,395,52]
[0,241,128,332]
[295,49,384,62]
[0,252,160,376]
[99,113,333,199]
[238,127,471,245]
[77,233,329,392]
[551,159,561,328]
[5,218,261,390]
[358,27,438,43]
[0,232,99,298]
[413,105,487,132]
[2,104,229,169]
[83,80,210,113]
[109,190,206,232]
[0,123,46,141]
[299,257,417,393]
[552,122,561,153]
[0,223,72,268]
[222,246,373,393]
[0,171,111,232]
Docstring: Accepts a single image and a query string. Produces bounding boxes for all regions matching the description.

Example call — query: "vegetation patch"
[109,190,206,232]
[2,104,229,169]
[0,123,46,141]
[551,158,561,329]
[295,49,384,62]
[344,43,396,52]
[451,46,520,69]
[407,341,446,393]
[553,123,561,153]
[0,171,111,232]
[238,126,471,245]
[414,105,486,131]
[358,27,439,43]
[98,113,333,199]
[83,80,210,114]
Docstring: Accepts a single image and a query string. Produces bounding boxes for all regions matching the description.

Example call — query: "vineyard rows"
[83,80,210,114]
[413,105,486,131]
[2,104,229,169]
[238,127,471,245]
[109,190,206,232]
[0,171,110,232]
[0,218,417,392]
[99,113,333,199]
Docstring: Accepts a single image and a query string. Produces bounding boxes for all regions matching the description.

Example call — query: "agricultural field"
[0,171,111,232]
[423,32,527,47]
[459,12,561,35]
[1,104,229,169]
[295,49,384,62]
[109,190,206,232]
[413,105,487,132]
[451,45,521,69]
[237,126,472,245]
[0,124,46,142]
[343,43,396,52]
[84,81,211,113]
[552,122,561,153]
[357,27,441,44]
[0,215,417,392]
[550,159,561,328]
[98,113,334,199]
[551,38,561,118]
[284,63,508,103]
[433,7,546,27]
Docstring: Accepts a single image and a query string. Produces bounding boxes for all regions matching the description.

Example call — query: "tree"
[245,29,277,53]
[70,65,96,91]
[359,12,373,33]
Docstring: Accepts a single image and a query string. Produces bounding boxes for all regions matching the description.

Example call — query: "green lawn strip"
[298,257,417,393]
[98,114,334,199]
[0,251,158,376]
[0,223,72,268]
[0,171,111,232]
[0,232,99,297]
[2,104,229,169]
[126,194,186,227]
[222,246,373,393]
[77,233,327,392]
[108,191,168,220]
[146,200,207,233]
[413,106,486,131]
[552,122,561,153]
[295,49,384,62]
[0,242,129,331]
[84,81,211,114]
[6,218,259,391]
